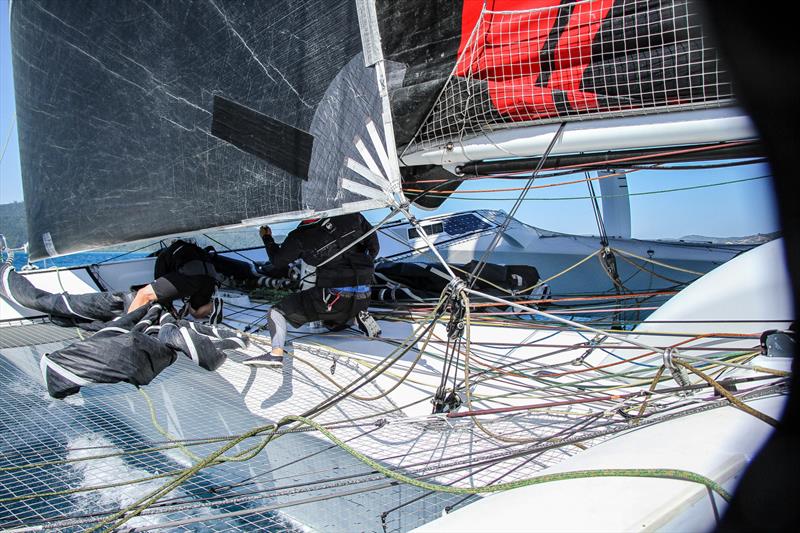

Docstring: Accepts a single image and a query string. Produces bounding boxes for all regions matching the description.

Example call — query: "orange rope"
[482,306,660,316]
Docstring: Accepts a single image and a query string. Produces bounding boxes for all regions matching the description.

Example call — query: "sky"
[0,0,781,241]
[0,0,22,205]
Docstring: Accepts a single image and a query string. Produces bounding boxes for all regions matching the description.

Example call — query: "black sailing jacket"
[262,213,379,288]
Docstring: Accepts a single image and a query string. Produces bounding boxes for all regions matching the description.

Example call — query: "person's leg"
[189,301,213,319]
[243,290,313,367]
[141,274,186,314]
[319,293,380,338]
[267,307,288,356]
[186,276,217,320]
[242,309,288,367]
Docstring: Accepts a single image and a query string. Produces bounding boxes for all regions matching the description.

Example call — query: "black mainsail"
[11,0,400,260]
[11,0,753,258]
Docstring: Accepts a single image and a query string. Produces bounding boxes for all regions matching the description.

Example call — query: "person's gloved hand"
[259,226,272,239]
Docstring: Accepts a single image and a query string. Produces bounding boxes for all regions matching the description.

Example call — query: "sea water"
[4,250,149,271]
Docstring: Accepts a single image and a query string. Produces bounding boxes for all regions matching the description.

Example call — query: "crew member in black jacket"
[127,239,221,321]
[244,213,381,366]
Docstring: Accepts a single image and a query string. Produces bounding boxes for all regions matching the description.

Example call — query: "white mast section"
[355,0,402,196]
[598,170,631,239]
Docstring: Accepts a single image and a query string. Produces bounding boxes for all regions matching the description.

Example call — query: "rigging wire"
[0,115,16,164]
[419,174,771,200]
[466,122,567,291]
[3,320,784,528]
[0,133,784,532]
[585,171,609,246]
[407,158,767,187]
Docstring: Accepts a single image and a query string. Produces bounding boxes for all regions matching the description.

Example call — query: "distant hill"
[0,202,27,248]
[677,231,780,245]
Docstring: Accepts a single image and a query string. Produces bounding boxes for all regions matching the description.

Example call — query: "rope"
[291,308,439,403]
[674,360,780,427]
[0,470,182,505]
[313,207,400,271]
[466,286,665,355]
[439,175,772,200]
[675,353,791,377]
[447,263,514,295]
[279,416,734,501]
[139,388,202,462]
[586,171,609,246]
[86,307,447,531]
[615,252,697,286]
[4,201,784,531]
[520,249,600,293]
[94,240,161,265]
[15,386,781,531]
[0,115,16,164]
[201,233,257,263]
[407,160,766,186]
[84,422,284,531]
[462,290,551,444]
[5,331,781,526]
[466,122,567,291]
[468,289,678,309]
[610,247,705,276]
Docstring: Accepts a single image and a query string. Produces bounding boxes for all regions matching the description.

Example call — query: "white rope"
[610,247,705,276]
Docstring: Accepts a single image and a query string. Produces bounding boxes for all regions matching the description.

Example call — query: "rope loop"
[663,347,692,393]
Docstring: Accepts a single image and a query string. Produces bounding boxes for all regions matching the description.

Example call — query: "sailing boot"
[243,347,288,367]
[356,310,381,338]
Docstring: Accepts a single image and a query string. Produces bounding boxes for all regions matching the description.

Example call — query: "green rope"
[139,388,202,462]
[16,370,738,528]
[282,415,733,500]
[85,422,283,532]
[79,411,730,531]
[21,310,750,528]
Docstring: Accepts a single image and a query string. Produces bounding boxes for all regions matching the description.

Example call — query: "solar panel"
[442,214,491,236]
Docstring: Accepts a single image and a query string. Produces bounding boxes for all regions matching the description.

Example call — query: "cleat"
[356,310,381,338]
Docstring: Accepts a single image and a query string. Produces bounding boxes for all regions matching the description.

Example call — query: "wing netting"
[0,305,787,532]
[403,0,734,156]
